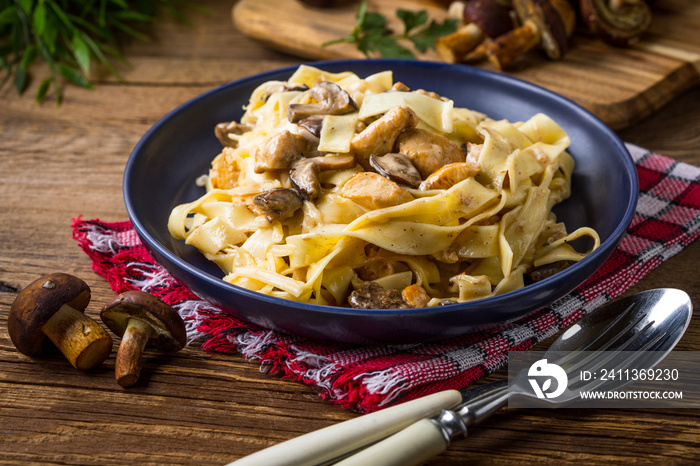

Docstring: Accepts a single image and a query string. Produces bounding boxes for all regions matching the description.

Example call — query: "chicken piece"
[340,172,413,210]
[350,106,419,170]
[396,128,465,179]
[401,284,430,308]
[391,82,411,92]
[209,147,242,190]
[254,130,309,173]
[419,162,480,190]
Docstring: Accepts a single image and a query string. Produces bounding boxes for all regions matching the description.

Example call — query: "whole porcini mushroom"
[482,0,575,69]
[7,273,113,370]
[100,290,186,387]
[579,0,652,45]
[436,0,514,63]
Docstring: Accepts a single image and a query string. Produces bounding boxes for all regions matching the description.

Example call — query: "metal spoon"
[229,288,692,466]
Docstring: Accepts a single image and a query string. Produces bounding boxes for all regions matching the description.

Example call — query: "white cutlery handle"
[334,418,449,466]
[227,389,462,466]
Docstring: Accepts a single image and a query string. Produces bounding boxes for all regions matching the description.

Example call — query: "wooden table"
[1,1,698,464]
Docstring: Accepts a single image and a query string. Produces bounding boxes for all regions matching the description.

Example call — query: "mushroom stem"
[114,318,154,387]
[41,303,113,371]
[483,20,541,69]
[436,23,486,63]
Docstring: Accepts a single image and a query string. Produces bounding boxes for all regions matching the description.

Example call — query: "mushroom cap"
[100,290,186,351]
[8,273,91,356]
[514,0,570,59]
[579,0,652,45]
[463,0,514,38]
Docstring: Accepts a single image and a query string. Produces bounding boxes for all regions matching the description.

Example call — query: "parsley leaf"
[323,1,457,59]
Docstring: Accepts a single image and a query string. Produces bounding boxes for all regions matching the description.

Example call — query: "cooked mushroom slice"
[528,260,570,283]
[348,282,410,309]
[101,291,186,387]
[482,0,574,70]
[214,121,253,148]
[351,106,419,170]
[313,154,356,171]
[355,257,394,281]
[262,82,309,102]
[289,155,356,200]
[340,172,413,210]
[419,161,480,190]
[579,0,652,45]
[370,152,423,188]
[253,187,305,222]
[7,273,113,370]
[396,128,465,179]
[436,0,514,63]
[287,81,358,122]
[297,115,325,138]
[290,158,321,200]
[254,130,308,173]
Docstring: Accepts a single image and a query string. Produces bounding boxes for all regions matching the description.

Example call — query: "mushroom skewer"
[101,290,186,387]
[482,0,576,69]
[7,273,113,370]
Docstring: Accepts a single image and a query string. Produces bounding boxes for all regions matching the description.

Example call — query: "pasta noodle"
[168,65,600,309]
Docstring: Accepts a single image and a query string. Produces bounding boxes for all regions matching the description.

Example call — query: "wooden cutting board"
[232,0,700,130]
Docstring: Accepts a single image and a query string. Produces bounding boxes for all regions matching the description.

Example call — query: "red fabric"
[72,145,700,413]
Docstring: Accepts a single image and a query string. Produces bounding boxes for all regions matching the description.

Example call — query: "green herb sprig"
[0,0,202,104]
[322,1,457,59]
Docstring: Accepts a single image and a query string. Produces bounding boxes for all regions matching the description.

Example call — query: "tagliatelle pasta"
[168,65,600,309]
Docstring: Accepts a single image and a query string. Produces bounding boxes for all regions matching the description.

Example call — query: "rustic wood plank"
[232,0,700,129]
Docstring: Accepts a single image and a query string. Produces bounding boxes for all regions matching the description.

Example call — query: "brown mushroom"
[289,155,356,200]
[101,290,186,387]
[482,0,575,69]
[436,0,514,63]
[253,187,305,222]
[214,121,253,148]
[254,130,308,173]
[369,152,423,188]
[348,282,410,309]
[7,273,113,370]
[297,115,325,138]
[290,158,321,200]
[579,0,652,45]
[261,82,308,102]
[287,81,357,123]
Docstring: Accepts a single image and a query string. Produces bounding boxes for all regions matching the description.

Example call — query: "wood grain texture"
[232,0,700,129]
[1,1,699,464]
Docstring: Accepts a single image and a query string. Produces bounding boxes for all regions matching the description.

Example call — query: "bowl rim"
[124,58,639,321]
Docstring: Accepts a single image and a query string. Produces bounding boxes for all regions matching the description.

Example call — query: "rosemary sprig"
[0,0,203,104]
[322,1,457,59]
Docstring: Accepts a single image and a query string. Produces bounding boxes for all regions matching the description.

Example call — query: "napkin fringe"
[71,146,700,412]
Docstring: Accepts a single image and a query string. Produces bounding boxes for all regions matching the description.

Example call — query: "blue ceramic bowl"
[124,59,638,344]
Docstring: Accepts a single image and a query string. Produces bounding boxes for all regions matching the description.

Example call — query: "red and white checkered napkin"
[73,144,700,413]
